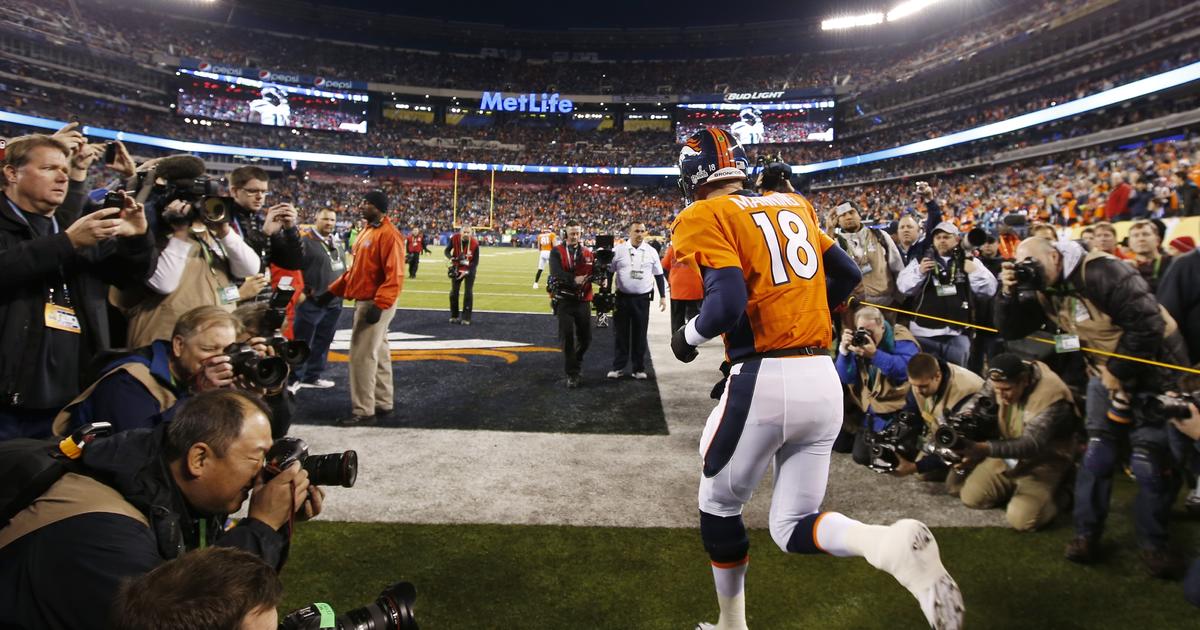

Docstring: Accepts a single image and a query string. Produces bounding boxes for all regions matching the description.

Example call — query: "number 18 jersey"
[670,191,835,361]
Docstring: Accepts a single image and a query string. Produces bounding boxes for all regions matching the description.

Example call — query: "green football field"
[394,246,554,314]
[289,245,1200,628]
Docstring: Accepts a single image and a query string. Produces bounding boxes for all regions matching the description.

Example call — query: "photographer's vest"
[854,324,918,414]
[912,254,972,331]
[449,234,478,275]
[997,361,1075,473]
[914,362,984,434]
[0,472,149,551]
[555,244,594,302]
[837,227,896,304]
[1037,250,1178,368]
[125,238,237,348]
[50,362,177,437]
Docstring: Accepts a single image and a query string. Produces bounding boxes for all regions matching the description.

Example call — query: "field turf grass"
[281,474,1200,629]
[396,246,554,314]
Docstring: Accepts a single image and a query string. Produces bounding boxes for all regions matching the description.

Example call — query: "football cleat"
[872,519,964,630]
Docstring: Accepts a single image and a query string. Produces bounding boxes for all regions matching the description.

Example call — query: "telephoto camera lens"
[304,450,358,488]
[279,581,418,630]
[933,425,962,449]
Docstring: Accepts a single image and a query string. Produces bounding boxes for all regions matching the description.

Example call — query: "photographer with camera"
[607,221,665,380]
[0,134,154,440]
[888,353,985,487]
[832,200,904,312]
[121,156,263,348]
[291,207,346,391]
[445,224,479,325]
[947,354,1078,532]
[896,220,997,367]
[836,306,921,467]
[894,182,943,266]
[405,226,430,279]
[997,236,1188,574]
[548,220,594,389]
[0,389,322,630]
[227,165,303,271]
[52,305,296,439]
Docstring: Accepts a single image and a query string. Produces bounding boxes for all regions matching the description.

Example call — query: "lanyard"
[564,245,579,270]
[9,200,71,306]
[192,231,230,278]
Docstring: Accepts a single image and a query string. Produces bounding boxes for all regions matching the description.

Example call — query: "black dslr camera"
[932,397,1000,452]
[849,328,873,348]
[590,234,616,316]
[865,411,927,473]
[265,436,358,488]
[262,281,311,367]
[224,342,290,390]
[160,176,234,227]
[1146,391,1200,421]
[280,582,417,630]
[1010,258,1045,302]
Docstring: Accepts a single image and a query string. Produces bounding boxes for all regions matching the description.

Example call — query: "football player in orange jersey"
[670,128,963,630]
[533,228,559,289]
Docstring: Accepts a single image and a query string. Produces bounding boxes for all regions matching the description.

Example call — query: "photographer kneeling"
[946,354,1077,531]
[53,305,294,439]
[890,352,985,491]
[997,236,1188,574]
[836,306,920,466]
[0,389,322,630]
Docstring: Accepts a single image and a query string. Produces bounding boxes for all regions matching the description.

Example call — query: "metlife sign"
[480,91,574,113]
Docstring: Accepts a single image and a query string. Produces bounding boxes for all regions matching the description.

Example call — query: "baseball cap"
[985,353,1030,382]
[932,221,960,236]
[834,201,859,216]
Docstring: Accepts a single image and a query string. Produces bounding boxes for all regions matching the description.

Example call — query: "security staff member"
[291,208,346,389]
[548,221,593,389]
[997,236,1188,576]
[607,222,665,380]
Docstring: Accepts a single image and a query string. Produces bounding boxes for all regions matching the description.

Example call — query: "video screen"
[175,69,369,134]
[675,99,835,144]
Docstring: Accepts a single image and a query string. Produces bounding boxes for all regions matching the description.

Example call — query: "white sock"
[711,561,749,630]
[814,512,887,559]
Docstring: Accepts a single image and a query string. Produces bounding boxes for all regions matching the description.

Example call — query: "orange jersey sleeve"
[671,192,832,356]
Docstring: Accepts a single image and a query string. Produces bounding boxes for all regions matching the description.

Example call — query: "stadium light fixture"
[886,0,944,22]
[821,12,884,31]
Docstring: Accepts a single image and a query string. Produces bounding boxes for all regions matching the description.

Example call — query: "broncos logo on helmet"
[677,127,749,200]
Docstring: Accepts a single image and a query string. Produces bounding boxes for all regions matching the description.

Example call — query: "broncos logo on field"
[325,329,558,364]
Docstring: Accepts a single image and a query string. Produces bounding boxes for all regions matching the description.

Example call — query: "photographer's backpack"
[0,424,111,530]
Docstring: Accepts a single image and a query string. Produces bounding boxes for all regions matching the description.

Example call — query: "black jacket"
[230,202,304,271]
[995,254,1187,390]
[0,192,156,407]
[1158,249,1200,365]
[0,425,287,630]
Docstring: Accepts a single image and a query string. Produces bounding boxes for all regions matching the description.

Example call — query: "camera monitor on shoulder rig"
[280,582,417,630]
[865,411,926,473]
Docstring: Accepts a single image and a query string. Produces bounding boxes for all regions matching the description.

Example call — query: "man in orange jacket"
[661,243,704,334]
[318,190,404,426]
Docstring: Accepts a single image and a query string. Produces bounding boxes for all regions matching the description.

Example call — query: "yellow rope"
[859,300,1200,376]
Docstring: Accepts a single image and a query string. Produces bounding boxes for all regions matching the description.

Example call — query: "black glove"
[671,325,699,363]
[312,291,335,307]
[363,304,383,325]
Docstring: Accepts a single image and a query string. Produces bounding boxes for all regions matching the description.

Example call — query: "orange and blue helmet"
[678,127,749,200]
